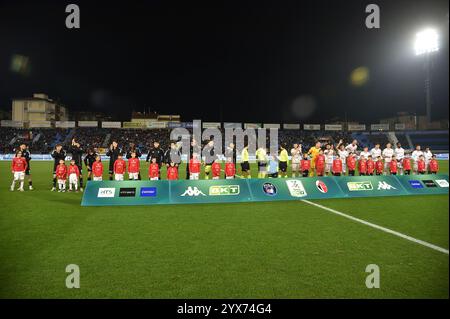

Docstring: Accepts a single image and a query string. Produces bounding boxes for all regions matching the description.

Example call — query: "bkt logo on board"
[97,188,115,198]
[347,181,373,191]
[209,185,240,196]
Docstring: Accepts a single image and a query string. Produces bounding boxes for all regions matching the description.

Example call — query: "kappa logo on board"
[181,186,206,197]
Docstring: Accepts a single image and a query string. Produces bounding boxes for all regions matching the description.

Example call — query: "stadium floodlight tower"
[414,28,439,124]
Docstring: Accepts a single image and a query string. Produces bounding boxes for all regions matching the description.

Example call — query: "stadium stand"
[408,130,449,151]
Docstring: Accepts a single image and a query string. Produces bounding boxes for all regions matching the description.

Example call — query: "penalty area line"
[301,199,449,255]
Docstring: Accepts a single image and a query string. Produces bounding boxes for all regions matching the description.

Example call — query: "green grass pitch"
[0,160,448,298]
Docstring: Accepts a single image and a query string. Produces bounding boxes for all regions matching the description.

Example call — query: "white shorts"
[129,172,139,180]
[13,171,25,180]
[384,161,391,170]
[212,176,219,180]
[190,173,199,180]
[114,173,124,181]
[413,162,418,171]
[291,162,300,171]
[150,177,159,181]
[93,176,102,181]
[69,173,78,184]
[226,176,234,179]
[325,163,332,173]
[57,179,66,184]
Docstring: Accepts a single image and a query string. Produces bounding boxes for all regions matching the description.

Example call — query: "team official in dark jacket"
[51,144,66,191]
[84,148,97,181]
[146,141,165,166]
[106,141,122,180]
[69,138,84,189]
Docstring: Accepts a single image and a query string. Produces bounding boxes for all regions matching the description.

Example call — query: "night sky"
[0,0,448,123]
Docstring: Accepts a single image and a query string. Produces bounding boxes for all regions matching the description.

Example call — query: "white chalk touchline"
[301,199,449,255]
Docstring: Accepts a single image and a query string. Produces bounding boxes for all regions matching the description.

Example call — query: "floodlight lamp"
[414,28,439,55]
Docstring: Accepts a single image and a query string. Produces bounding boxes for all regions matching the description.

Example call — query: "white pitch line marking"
[301,199,449,255]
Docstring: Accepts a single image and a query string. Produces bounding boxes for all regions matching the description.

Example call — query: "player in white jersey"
[382,143,394,175]
[411,145,423,174]
[370,143,382,159]
[345,139,358,154]
[359,146,371,160]
[394,142,405,174]
[423,147,433,171]
[323,144,335,175]
[290,144,302,177]
[337,144,349,174]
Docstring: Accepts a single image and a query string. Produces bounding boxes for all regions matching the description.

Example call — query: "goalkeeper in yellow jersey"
[307,141,322,176]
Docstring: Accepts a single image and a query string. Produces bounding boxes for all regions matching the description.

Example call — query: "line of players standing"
[286,140,439,178]
[9,138,441,192]
[47,139,236,192]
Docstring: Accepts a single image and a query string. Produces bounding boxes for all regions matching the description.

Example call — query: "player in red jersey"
[167,162,179,180]
[358,157,367,176]
[417,155,426,174]
[92,156,104,181]
[346,153,356,176]
[402,153,412,175]
[211,160,221,179]
[332,156,342,176]
[315,150,326,177]
[10,150,28,192]
[68,159,81,192]
[366,155,375,176]
[55,159,67,192]
[389,155,398,175]
[189,153,201,180]
[113,153,126,181]
[300,153,310,177]
[375,156,384,175]
[148,157,160,180]
[225,159,236,179]
[128,152,140,180]
[429,155,439,174]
